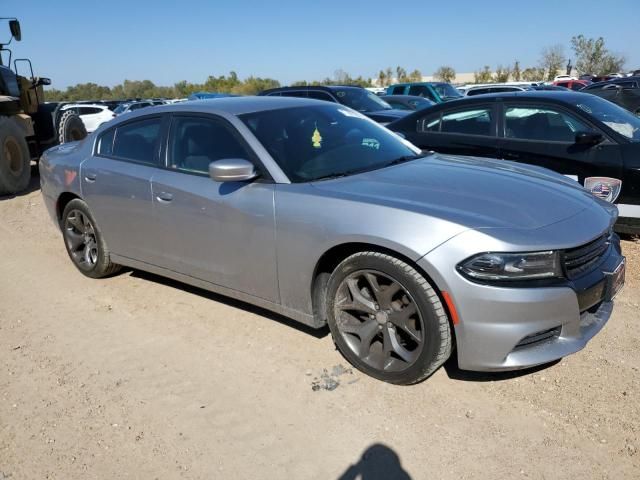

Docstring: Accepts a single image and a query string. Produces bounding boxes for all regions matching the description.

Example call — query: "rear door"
[403,103,500,158]
[497,102,623,184]
[80,115,167,264]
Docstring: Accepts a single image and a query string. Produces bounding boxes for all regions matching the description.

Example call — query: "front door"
[498,103,623,185]
[150,114,278,302]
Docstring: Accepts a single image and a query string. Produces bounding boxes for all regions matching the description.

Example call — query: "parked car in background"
[582,77,640,116]
[531,85,571,91]
[553,74,576,82]
[554,79,590,91]
[60,103,115,133]
[187,92,238,101]
[40,97,624,384]
[113,101,154,116]
[388,91,640,233]
[259,85,409,124]
[380,95,435,111]
[465,84,532,96]
[386,82,463,103]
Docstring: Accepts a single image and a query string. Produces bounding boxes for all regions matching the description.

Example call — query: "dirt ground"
[1,176,639,480]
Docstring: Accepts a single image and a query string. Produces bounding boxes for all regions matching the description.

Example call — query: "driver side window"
[504,106,591,142]
[168,116,253,175]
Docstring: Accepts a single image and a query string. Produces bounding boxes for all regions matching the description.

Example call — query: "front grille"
[514,326,562,349]
[563,233,610,279]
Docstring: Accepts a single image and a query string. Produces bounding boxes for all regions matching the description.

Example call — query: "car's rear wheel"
[326,251,452,385]
[61,199,121,278]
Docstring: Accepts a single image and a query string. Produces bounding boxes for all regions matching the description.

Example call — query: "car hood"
[310,154,607,230]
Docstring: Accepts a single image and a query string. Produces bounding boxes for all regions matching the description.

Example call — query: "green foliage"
[474,66,492,84]
[540,44,566,81]
[493,65,511,83]
[433,66,456,83]
[512,60,521,81]
[521,67,541,82]
[571,35,625,75]
[43,72,281,101]
[408,69,422,82]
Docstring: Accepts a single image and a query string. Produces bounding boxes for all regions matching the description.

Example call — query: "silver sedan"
[39,97,625,384]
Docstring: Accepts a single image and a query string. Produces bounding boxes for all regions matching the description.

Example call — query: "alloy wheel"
[333,269,425,372]
[64,209,99,270]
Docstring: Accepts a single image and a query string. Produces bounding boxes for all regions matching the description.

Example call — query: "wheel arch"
[56,191,81,226]
[310,242,455,339]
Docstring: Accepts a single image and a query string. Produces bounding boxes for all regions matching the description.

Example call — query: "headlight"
[458,251,562,281]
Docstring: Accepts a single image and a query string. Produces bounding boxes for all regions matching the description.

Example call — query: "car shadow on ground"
[337,443,412,480]
[443,354,561,382]
[127,269,330,340]
[0,165,41,201]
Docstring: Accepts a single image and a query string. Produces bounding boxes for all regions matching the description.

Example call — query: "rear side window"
[109,117,162,164]
[80,107,103,115]
[504,106,590,142]
[280,91,307,98]
[97,128,115,156]
[467,88,490,96]
[307,91,335,102]
[390,86,405,95]
[440,108,493,136]
[408,85,436,101]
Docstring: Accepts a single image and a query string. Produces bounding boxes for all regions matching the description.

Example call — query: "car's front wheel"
[61,199,121,278]
[326,251,452,385]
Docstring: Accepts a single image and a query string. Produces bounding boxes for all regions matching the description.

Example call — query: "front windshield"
[334,89,392,112]
[241,104,421,182]
[432,83,463,99]
[576,95,640,141]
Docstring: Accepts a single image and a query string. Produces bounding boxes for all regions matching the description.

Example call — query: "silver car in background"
[39,97,625,384]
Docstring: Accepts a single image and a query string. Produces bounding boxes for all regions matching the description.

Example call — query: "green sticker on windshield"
[312,125,323,148]
[361,138,380,150]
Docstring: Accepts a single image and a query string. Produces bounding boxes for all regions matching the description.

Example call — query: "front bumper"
[419,227,623,372]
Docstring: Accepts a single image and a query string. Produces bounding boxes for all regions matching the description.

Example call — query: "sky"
[3,0,639,88]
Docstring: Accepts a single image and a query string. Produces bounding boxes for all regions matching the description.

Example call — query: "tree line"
[44,34,629,101]
[44,72,281,102]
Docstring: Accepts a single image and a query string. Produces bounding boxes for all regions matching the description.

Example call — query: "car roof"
[381,95,431,101]
[261,85,363,94]
[388,82,446,87]
[110,96,329,121]
[62,103,108,108]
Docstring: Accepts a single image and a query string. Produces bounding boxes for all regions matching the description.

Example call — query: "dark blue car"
[259,85,409,124]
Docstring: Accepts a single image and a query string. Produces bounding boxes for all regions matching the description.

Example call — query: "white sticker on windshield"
[361,138,380,150]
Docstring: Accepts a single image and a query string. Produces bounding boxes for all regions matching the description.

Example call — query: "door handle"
[156,192,173,203]
[84,173,97,182]
[503,152,520,160]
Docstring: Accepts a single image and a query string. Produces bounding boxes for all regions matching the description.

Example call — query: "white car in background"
[60,104,115,133]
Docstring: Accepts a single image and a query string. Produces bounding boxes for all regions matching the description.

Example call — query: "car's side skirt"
[110,254,320,329]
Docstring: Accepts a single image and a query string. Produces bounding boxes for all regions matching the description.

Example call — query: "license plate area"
[605,258,625,302]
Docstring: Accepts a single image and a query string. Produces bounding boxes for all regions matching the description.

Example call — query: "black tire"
[326,252,452,385]
[57,110,87,144]
[0,116,31,195]
[61,199,121,278]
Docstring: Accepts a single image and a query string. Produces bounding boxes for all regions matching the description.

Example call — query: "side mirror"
[9,20,21,41]
[575,131,604,146]
[208,158,258,182]
[34,77,51,87]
